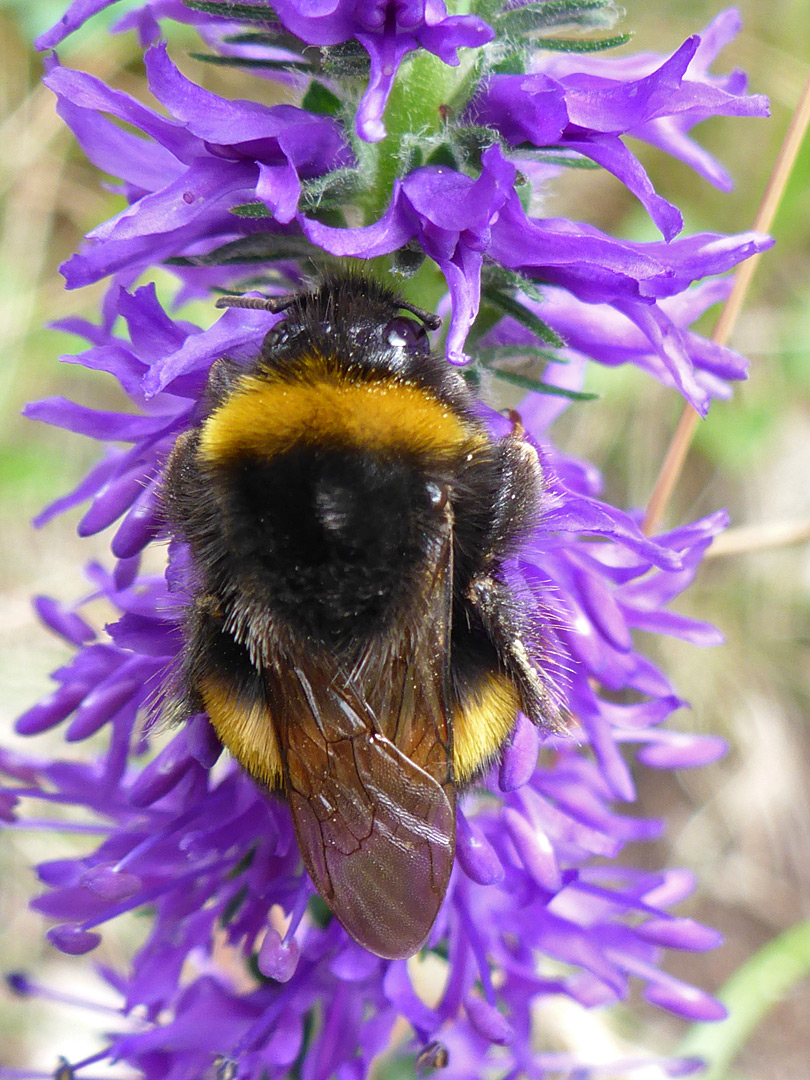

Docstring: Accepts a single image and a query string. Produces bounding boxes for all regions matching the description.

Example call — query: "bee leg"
[203,355,246,412]
[483,418,545,561]
[467,418,564,733]
[214,293,297,315]
[466,574,563,732]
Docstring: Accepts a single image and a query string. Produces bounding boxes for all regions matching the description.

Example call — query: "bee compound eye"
[384,316,429,352]
[261,322,289,353]
[426,482,449,510]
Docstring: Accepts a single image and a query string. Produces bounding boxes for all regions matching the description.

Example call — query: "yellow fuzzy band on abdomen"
[201,667,520,791]
[199,676,282,791]
[453,673,521,784]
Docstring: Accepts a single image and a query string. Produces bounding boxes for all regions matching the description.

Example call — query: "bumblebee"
[162,272,562,959]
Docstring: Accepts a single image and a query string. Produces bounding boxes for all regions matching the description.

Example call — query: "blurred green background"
[0,0,808,1076]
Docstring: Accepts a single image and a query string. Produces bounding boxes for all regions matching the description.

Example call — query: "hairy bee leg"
[466,422,566,732]
[466,574,563,731]
[482,419,545,563]
[203,355,247,412]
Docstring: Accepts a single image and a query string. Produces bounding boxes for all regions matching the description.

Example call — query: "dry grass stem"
[642,66,810,537]
[706,518,810,558]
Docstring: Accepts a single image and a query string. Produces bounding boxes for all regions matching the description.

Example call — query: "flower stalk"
[642,63,810,536]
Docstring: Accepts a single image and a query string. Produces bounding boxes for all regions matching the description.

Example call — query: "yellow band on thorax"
[199,356,477,465]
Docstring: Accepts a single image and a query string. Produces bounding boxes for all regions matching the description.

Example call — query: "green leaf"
[476,346,592,400]
[220,884,249,925]
[301,81,343,117]
[321,40,369,78]
[481,268,562,339]
[165,234,317,266]
[678,918,810,1080]
[452,124,501,168]
[496,0,618,34]
[490,47,530,76]
[307,894,333,929]
[399,143,424,174]
[228,847,256,876]
[425,143,460,169]
[515,146,602,169]
[189,52,312,71]
[453,124,500,155]
[475,349,592,398]
[482,265,546,306]
[288,1010,318,1080]
[183,0,278,21]
[532,32,633,52]
[222,30,279,44]
[515,175,532,214]
[228,201,272,217]
[492,372,596,399]
[300,168,362,213]
[219,27,308,55]
[477,345,567,367]
[247,952,267,985]
[482,290,565,347]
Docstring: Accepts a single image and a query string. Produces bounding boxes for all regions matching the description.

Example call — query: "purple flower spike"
[304,140,770,393]
[42,48,348,289]
[38,0,494,143]
[13,277,740,1072]
[303,143,516,362]
[534,9,769,190]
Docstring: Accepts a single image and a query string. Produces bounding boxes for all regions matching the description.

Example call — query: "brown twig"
[641,67,810,537]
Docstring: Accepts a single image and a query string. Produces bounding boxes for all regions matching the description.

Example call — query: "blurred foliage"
[0,0,808,1076]
[679,917,810,1079]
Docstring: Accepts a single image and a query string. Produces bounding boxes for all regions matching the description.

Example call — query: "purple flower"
[268,0,494,142]
[44,43,349,287]
[485,277,750,402]
[535,8,761,190]
[38,7,770,412]
[36,0,495,143]
[472,18,768,239]
[10,2,769,1077]
[304,141,768,406]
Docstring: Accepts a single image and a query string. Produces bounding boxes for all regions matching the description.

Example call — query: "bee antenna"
[215,293,297,314]
[398,300,442,332]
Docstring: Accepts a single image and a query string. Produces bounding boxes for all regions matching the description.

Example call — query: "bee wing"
[266,508,455,959]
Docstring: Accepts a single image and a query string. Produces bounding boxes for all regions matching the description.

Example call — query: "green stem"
[354,0,486,222]
[342,2,491,317]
